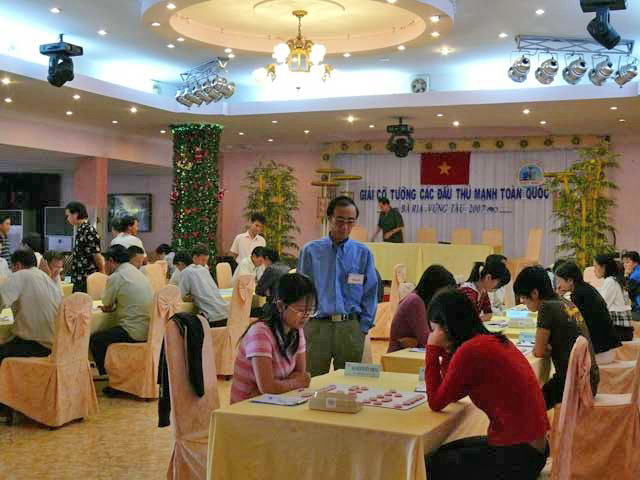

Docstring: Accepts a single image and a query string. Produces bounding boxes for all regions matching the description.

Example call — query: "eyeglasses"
[286,305,318,319]
[333,217,356,226]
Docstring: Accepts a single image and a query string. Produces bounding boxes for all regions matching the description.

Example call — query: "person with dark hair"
[231,273,314,403]
[111,214,145,256]
[388,264,456,352]
[513,266,599,409]
[256,248,290,305]
[41,251,66,287]
[155,243,175,274]
[555,261,620,360]
[230,212,266,263]
[21,233,43,267]
[298,196,378,376]
[371,197,404,243]
[424,288,549,479]
[0,249,62,365]
[547,258,568,292]
[485,254,509,314]
[65,201,104,293]
[127,245,146,269]
[179,244,229,327]
[622,251,640,316]
[594,254,634,341]
[232,246,266,286]
[0,214,12,266]
[169,251,192,286]
[90,245,153,385]
[459,257,511,322]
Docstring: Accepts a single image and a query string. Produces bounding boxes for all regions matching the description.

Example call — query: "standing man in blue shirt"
[622,251,640,320]
[298,196,379,376]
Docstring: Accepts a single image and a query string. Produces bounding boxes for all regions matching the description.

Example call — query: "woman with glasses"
[231,273,316,403]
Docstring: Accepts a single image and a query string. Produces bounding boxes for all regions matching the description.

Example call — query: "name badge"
[347,273,364,285]
[345,362,381,378]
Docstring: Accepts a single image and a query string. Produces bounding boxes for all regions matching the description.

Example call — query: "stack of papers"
[250,394,308,406]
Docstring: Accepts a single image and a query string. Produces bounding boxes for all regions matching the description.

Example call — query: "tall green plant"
[547,141,618,269]
[243,160,300,257]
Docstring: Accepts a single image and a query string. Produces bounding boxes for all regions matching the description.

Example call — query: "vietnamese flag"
[420,152,471,185]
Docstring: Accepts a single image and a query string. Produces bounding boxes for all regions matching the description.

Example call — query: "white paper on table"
[415,382,426,393]
[250,394,308,406]
[0,316,12,325]
[517,346,534,356]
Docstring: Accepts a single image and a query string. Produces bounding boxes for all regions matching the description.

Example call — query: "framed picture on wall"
[108,193,152,232]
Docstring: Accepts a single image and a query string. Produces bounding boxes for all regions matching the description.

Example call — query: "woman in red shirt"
[458,255,511,322]
[425,288,549,479]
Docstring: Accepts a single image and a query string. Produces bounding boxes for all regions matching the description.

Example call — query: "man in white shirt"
[89,245,154,380]
[127,246,146,269]
[40,251,66,288]
[0,257,9,278]
[179,244,229,327]
[232,246,265,286]
[229,213,266,263]
[110,215,146,254]
[0,250,62,364]
[169,251,192,286]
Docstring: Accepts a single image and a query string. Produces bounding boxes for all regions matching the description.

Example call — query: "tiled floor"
[0,340,390,480]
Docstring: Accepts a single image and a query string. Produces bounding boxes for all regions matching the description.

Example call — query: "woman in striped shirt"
[231,273,315,403]
[459,256,511,322]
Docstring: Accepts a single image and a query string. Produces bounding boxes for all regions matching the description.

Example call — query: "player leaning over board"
[298,196,379,377]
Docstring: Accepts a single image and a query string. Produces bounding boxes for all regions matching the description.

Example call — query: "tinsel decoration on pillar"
[170,123,222,256]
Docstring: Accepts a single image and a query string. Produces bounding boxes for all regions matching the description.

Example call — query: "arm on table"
[425,343,471,412]
[251,355,310,394]
[100,275,117,312]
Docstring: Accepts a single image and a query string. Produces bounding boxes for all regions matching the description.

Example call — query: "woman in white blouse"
[594,254,634,341]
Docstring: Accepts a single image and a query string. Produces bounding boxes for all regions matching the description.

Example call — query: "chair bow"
[64,306,90,340]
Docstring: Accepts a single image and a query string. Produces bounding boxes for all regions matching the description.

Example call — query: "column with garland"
[170,124,223,256]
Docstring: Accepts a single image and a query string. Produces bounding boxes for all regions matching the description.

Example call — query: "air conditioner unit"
[44,207,74,252]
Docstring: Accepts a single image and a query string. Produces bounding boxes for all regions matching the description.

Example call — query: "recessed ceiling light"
[238,132,245,135]
[440,47,451,56]
[499,32,508,39]
[619,118,626,122]
[166,2,177,10]
[4,97,12,103]
[1,77,10,85]
[386,0,397,4]
[304,129,310,134]
[431,32,440,38]
[539,120,547,125]
[228,53,235,58]
[129,106,138,113]
[50,7,61,14]
[97,29,108,36]
[436,113,444,117]
[347,115,355,123]
[151,22,161,27]
[397,45,406,51]
[430,15,440,23]
[176,37,185,42]
[112,120,118,124]
[343,52,351,58]
[536,8,545,15]
[271,120,278,124]
[66,111,73,116]
[523,108,531,114]
[379,58,390,62]
[72,94,80,100]
[610,106,618,110]
[160,129,167,134]
[224,48,233,53]
[369,124,375,128]
[167,43,175,49]
[452,121,460,127]
[267,138,274,142]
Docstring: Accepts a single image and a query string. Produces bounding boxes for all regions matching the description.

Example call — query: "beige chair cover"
[361,332,373,363]
[481,228,503,252]
[616,339,640,361]
[451,228,473,245]
[0,293,98,427]
[507,227,544,280]
[416,227,437,244]
[87,272,108,300]
[350,226,368,243]
[598,360,638,394]
[144,263,168,293]
[215,262,232,289]
[369,264,406,340]
[211,275,255,376]
[166,314,220,480]
[551,338,640,479]
[104,285,181,399]
[155,260,169,278]
[583,266,604,289]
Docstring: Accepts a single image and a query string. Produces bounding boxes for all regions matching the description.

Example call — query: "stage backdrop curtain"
[334,150,579,267]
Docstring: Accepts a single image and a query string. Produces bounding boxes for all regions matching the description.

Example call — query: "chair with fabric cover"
[481,229,503,253]
[165,314,220,480]
[550,337,640,479]
[215,262,232,289]
[155,259,169,278]
[615,339,640,361]
[598,359,638,394]
[350,225,368,243]
[451,228,473,245]
[211,275,255,376]
[583,266,604,289]
[143,263,167,293]
[87,272,108,300]
[416,227,437,244]
[370,264,406,340]
[104,285,181,399]
[506,227,544,281]
[0,293,98,427]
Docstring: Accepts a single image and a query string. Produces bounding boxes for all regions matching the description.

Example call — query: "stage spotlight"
[175,88,193,107]
[508,56,531,83]
[213,77,235,98]
[184,86,203,106]
[39,34,83,87]
[535,58,559,84]
[563,57,588,84]
[589,57,614,85]
[614,61,638,86]
[581,0,627,50]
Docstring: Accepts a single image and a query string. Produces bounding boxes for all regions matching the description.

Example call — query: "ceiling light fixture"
[563,56,588,84]
[431,32,440,38]
[619,118,626,122]
[271,120,278,124]
[610,106,618,110]
[452,121,460,127]
[175,57,236,108]
[589,56,614,86]
[614,60,638,87]
[50,7,61,14]
[347,115,355,123]
[97,29,108,36]
[430,15,440,23]
[160,129,167,134]
[4,97,12,103]
[523,109,531,114]
[440,47,451,56]
[129,106,138,113]
[66,110,73,116]
[253,10,332,83]
[508,55,531,82]
[397,45,406,51]
[177,37,185,42]
[436,113,444,117]
[1,77,10,85]
[499,32,508,39]
[535,9,545,15]
[112,120,118,124]
[343,52,351,58]
[379,58,390,62]
[268,138,274,142]
[224,48,232,53]
[167,44,175,49]
[386,0,397,4]
[228,53,235,59]
[304,129,310,134]
[166,3,177,10]
[238,132,245,135]
[72,94,80,100]
[535,57,559,84]
[539,120,547,125]
[151,22,161,27]
[581,0,626,50]
[369,124,375,128]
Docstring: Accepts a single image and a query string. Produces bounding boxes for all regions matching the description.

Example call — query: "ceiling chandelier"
[253,10,333,84]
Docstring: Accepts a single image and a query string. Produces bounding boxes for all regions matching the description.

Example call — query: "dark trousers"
[0,337,51,365]
[542,373,565,410]
[426,436,548,480]
[89,326,137,374]
[615,325,634,342]
[304,317,365,377]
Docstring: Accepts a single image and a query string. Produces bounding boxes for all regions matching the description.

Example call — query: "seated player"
[232,246,266,286]
[622,251,640,320]
[388,264,456,353]
[594,254,634,341]
[485,254,509,314]
[459,256,511,322]
[0,257,9,278]
[41,251,66,287]
[0,250,62,365]
[256,249,291,304]
[89,245,154,390]
[555,261,621,362]
[514,266,599,409]
[21,233,44,268]
[127,245,146,269]
[424,288,549,479]
[168,251,192,286]
[178,244,229,327]
[155,243,175,275]
[231,273,314,403]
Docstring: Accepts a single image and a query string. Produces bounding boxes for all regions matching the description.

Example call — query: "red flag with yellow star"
[420,152,470,185]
